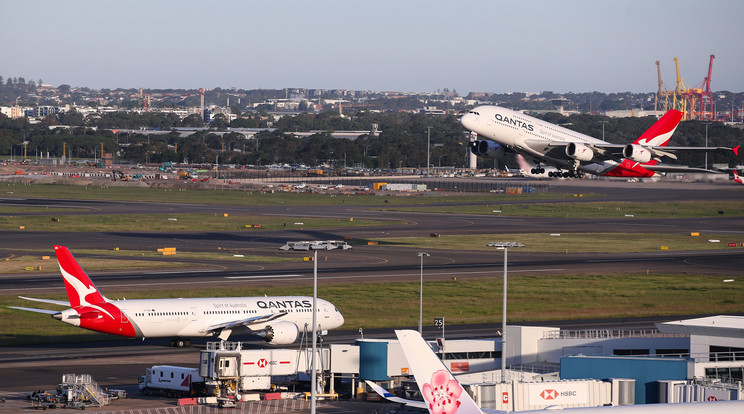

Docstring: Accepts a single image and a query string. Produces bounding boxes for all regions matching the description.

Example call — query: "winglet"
[733,145,740,156]
[54,245,106,307]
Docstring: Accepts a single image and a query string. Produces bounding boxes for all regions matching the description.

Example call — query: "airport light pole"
[599,121,608,141]
[703,122,711,170]
[426,126,432,176]
[417,252,430,334]
[487,241,524,383]
[311,249,318,414]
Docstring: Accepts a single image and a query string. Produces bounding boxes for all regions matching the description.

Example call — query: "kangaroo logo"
[60,267,114,319]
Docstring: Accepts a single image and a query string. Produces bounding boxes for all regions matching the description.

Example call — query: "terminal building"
[153,315,744,410]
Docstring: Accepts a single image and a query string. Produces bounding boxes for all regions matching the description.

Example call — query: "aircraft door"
[217,356,239,378]
[322,304,331,320]
[190,307,198,321]
[120,308,129,324]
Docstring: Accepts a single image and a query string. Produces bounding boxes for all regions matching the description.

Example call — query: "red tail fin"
[54,245,106,308]
[633,110,683,147]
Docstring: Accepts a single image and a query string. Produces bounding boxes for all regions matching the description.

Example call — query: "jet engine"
[259,321,300,345]
[566,143,594,162]
[469,140,505,158]
[623,144,652,163]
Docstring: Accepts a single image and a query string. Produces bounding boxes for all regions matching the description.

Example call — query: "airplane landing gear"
[170,337,191,347]
[531,163,546,174]
[548,170,585,179]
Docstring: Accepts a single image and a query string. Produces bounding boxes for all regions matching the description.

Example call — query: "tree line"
[0,110,741,169]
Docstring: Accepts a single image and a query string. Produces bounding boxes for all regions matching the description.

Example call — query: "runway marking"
[149,269,221,274]
[318,268,564,281]
[225,274,305,279]
[585,258,676,263]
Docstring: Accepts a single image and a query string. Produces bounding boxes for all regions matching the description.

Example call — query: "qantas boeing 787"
[462,105,739,178]
[11,246,345,347]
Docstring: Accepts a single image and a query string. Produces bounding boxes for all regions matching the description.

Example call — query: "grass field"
[385,200,744,218]
[0,182,583,206]
[0,213,399,232]
[0,249,299,274]
[1,273,741,346]
[373,232,743,253]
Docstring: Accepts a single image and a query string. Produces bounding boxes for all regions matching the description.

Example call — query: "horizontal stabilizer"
[365,380,427,409]
[18,296,70,307]
[8,306,61,315]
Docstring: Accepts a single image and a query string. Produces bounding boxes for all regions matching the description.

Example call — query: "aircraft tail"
[632,110,683,147]
[395,330,483,414]
[54,245,107,308]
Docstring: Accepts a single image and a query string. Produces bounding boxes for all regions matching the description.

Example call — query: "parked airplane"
[392,329,744,414]
[463,106,739,178]
[733,171,744,184]
[10,246,345,347]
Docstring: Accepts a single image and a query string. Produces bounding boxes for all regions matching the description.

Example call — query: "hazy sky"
[3,0,742,94]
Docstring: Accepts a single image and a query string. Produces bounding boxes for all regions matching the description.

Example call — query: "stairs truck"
[139,366,207,398]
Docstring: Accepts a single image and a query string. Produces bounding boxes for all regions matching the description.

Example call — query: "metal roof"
[655,315,744,338]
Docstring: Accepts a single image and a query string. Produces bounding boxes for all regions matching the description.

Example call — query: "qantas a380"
[462,105,739,178]
[11,246,344,347]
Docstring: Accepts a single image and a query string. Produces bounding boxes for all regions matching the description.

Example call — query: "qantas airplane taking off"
[462,105,739,178]
[11,246,345,347]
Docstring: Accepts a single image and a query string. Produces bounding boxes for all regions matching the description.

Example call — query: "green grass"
[0,213,399,232]
[373,233,743,253]
[0,182,586,206]
[385,200,744,218]
[2,273,741,346]
[0,249,299,274]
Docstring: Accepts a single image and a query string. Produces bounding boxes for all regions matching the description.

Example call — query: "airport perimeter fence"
[248,173,551,194]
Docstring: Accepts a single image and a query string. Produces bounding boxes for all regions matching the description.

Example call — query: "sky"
[2,0,743,94]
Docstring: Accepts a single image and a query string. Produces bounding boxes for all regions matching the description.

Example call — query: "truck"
[139,365,207,398]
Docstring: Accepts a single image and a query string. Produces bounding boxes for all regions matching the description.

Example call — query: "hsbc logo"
[257,358,268,368]
[540,389,577,400]
[540,389,558,400]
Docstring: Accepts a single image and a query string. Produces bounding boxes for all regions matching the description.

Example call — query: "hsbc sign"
[527,382,588,406]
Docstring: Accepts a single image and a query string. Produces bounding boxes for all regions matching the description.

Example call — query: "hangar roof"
[655,315,744,338]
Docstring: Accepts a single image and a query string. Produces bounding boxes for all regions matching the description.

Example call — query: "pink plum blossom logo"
[422,369,463,414]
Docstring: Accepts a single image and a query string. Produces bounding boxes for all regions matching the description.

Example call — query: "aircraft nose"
[336,310,344,327]
[461,112,477,130]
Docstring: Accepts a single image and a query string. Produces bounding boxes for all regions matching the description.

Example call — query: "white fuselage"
[58,295,344,339]
[461,105,622,174]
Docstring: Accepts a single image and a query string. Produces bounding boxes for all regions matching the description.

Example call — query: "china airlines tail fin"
[395,330,483,414]
[632,110,683,147]
[54,245,108,307]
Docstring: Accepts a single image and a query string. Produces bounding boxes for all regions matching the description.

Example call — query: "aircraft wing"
[18,296,70,307]
[8,306,61,315]
[524,140,626,161]
[642,164,724,174]
[203,311,288,333]
[364,380,427,409]
[526,140,739,164]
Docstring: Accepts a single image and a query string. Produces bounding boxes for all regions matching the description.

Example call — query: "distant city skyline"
[2,0,743,94]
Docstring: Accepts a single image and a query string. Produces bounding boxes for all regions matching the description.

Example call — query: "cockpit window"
[469,111,480,115]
